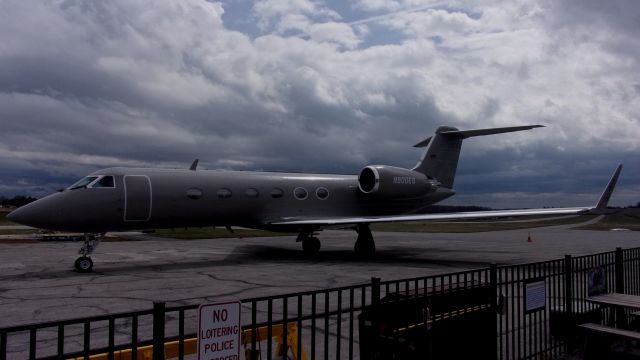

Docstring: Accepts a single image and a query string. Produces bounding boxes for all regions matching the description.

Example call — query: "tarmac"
[0,217,638,328]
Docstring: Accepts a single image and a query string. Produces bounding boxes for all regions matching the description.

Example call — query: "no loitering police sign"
[198,301,241,360]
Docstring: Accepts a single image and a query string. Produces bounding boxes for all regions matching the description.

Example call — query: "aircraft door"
[124,175,152,222]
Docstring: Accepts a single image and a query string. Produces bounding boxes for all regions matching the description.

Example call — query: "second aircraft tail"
[412,125,544,188]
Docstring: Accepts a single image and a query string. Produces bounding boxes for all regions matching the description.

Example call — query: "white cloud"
[380,8,481,38]
[355,0,443,12]
[252,0,340,30]
[0,0,638,206]
[252,1,363,49]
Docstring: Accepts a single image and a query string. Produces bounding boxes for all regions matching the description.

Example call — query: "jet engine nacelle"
[358,165,437,198]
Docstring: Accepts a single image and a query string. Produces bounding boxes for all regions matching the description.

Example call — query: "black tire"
[74,256,93,272]
[302,237,321,255]
[354,239,376,257]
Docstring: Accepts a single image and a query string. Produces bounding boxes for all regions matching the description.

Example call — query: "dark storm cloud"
[544,0,640,72]
[549,0,640,35]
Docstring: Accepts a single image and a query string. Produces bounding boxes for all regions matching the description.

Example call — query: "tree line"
[0,196,38,208]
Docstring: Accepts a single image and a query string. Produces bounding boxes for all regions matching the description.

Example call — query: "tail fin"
[412,125,544,188]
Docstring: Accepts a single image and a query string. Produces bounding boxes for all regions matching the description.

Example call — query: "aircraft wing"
[271,164,622,227]
[270,207,591,226]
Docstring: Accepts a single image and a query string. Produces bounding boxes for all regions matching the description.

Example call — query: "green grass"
[0,238,39,244]
[575,212,640,231]
[0,229,40,235]
[0,232,137,242]
[150,227,291,240]
[371,215,597,233]
[1,208,636,239]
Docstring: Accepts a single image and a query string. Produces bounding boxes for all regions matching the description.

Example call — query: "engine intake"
[358,165,437,198]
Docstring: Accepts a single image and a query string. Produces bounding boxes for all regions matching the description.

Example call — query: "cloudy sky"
[0,0,638,208]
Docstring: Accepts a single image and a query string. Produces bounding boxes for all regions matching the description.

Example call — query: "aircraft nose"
[5,209,17,222]
[5,194,65,229]
[6,204,37,226]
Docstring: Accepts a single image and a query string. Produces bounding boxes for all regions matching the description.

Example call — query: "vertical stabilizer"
[412,125,544,188]
[412,126,462,189]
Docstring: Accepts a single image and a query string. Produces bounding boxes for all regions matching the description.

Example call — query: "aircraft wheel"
[74,256,93,272]
[354,238,376,257]
[302,237,321,255]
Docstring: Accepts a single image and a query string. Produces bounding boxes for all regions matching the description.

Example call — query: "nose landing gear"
[74,256,93,272]
[74,233,102,272]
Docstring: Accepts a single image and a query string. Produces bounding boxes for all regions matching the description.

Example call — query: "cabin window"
[271,188,284,199]
[294,187,308,200]
[68,176,99,190]
[217,188,232,199]
[245,188,259,198]
[316,187,329,200]
[186,188,203,200]
[92,176,115,188]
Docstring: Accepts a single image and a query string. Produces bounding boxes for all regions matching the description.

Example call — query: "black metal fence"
[495,247,640,360]
[2,246,640,360]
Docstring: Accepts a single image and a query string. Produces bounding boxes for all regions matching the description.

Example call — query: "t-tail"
[412,125,545,188]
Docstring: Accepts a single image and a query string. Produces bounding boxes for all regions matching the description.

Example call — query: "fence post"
[489,263,498,360]
[615,247,624,294]
[490,263,498,308]
[1,331,6,360]
[371,277,381,306]
[563,255,574,352]
[153,302,165,360]
[564,255,573,315]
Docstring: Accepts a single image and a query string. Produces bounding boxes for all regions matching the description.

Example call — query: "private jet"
[7,125,622,272]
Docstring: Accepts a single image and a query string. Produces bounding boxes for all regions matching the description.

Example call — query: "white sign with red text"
[198,301,241,360]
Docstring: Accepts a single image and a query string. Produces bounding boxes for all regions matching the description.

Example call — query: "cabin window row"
[188,187,330,200]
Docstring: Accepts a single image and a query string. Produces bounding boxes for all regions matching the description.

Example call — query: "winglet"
[189,158,199,171]
[594,164,623,210]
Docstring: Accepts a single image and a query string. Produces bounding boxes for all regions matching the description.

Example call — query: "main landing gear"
[297,232,321,255]
[354,224,375,257]
[296,224,376,257]
[74,233,102,272]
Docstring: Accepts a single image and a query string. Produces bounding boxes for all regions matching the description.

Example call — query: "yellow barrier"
[241,322,308,360]
[70,322,307,360]
[68,338,196,360]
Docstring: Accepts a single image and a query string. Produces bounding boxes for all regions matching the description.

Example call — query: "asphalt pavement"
[0,218,638,327]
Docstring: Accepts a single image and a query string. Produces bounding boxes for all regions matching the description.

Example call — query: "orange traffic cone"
[527,232,532,242]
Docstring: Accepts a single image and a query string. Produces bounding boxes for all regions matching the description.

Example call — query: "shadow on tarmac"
[0,245,502,280]
[230,244,499,268]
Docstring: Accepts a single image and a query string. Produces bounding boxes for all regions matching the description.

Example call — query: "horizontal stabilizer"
[441,124,545,139]
[414,125,544,148]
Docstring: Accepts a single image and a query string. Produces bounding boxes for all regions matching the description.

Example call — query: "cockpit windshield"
[68,176,99,190]
[68,175,116,190]
[93,176,115,188]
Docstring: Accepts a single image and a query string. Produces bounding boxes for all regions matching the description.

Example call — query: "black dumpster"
[359,283,494,359]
